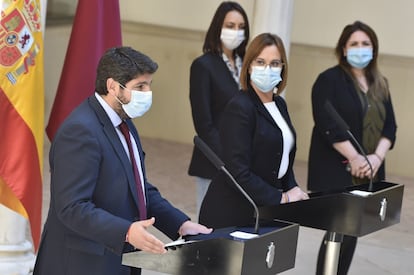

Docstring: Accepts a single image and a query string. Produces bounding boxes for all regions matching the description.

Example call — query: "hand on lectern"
[127,217,167,254]
[178,220,213,237]
[282,186,309,204]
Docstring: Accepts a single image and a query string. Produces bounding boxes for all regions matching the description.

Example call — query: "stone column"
[0,205,35,275]
[251,0,294,54]
[251,0,295,96]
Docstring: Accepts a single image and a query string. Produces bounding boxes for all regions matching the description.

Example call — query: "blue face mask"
[250,66,282,93]
[346,47,373,69]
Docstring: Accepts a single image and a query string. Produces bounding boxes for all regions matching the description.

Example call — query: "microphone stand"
[193,136,260,234]
[221,167,260,234]
[345,130,374,192]
[324,100,374,192]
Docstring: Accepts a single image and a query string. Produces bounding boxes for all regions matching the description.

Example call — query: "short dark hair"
[95,46,158,95]
[240,33,288,94]
[203,1,250,58]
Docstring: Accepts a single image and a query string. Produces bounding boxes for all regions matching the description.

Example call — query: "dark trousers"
[316,233,357,275]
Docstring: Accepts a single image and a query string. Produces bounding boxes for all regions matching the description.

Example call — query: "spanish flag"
[0,0,44,250]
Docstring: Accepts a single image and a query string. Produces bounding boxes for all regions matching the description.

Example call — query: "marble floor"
[41,137,414,274]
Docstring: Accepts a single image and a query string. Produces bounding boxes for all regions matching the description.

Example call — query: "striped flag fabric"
[0,0,45,250]
[45,0,122,141]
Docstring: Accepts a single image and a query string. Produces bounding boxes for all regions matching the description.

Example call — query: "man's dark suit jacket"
[188,52,240,179]
[199,88,298,229]
[33,95,189,275]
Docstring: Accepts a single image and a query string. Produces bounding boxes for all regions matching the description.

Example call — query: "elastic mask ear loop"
[111,82,126,105]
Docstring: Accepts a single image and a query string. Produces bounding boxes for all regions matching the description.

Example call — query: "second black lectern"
[260,181,404,275]
[259,181,404,236]
[122,220,299,275]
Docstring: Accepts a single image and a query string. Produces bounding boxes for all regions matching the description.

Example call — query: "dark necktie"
[119,121,147,220]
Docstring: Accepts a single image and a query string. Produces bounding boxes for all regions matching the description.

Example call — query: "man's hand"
[127,217,166,254]
[178,221,213,237]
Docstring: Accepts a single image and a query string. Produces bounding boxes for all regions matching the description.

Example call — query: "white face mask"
[115,84,152,118]
[220,28,245,50]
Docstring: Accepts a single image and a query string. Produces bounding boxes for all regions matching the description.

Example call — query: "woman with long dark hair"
[188,1,250,216]
[308,21,397,274]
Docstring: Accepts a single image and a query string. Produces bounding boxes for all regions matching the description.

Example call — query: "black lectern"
[259,181,404,274]
[122,220,299,275]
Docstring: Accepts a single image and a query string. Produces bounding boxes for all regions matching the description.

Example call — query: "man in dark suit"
[33,46,212,275]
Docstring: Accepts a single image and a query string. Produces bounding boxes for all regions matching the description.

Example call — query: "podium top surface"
[259,181,404,236]
[184,223,283,242]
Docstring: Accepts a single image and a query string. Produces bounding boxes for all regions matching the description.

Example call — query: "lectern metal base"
[323,232,343,275]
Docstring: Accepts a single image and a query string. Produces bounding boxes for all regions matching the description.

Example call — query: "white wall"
[121,0,255,31]
[291,0,413,57]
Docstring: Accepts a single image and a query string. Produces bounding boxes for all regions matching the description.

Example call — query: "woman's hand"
[281,186,309,203]
[364,154,383,178]
[348,153,382,179]
[348,154,369,178]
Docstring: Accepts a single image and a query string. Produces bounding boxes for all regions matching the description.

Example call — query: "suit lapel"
[340,67,364,121]
[247,88,297,138]
[88,96,141,207]
[248,88,277,126]
[211,53,239,90]
[125,119,147,182]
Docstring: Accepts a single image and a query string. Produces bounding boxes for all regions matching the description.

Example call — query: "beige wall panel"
[377,55,414,177]
[285,44,336,164]
[121,0,255,32]
[43,25,72,125]
[122,22,203,144]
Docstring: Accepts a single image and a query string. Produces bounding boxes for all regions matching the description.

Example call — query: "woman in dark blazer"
[307,21,397,275]
[188,1,250,215]
[199,33,308,229]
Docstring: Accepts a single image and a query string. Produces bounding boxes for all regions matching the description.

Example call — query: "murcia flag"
[0,0,44,251]
[46,0,122,141]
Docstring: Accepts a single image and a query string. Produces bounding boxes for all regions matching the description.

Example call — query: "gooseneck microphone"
[193,136,260,233]
[324,101,373,191]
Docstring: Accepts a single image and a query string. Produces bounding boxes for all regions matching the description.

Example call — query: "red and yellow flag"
[0,0,44,250]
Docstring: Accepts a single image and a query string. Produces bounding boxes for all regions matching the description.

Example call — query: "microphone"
[324,101,373,191]
[193,136,260,233]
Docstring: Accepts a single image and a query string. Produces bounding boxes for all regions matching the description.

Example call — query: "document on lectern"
[164,238,197,248]
[229,230,258,240]
[349,190,372,197]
